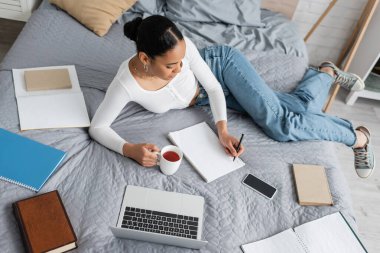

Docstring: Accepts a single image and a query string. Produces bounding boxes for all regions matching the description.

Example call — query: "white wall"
[293,0,368,66]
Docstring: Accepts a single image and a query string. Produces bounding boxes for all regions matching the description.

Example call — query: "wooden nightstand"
[0,0,40,21]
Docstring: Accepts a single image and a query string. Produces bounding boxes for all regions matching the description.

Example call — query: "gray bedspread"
[0,4,355,253]
[119,8,308,60]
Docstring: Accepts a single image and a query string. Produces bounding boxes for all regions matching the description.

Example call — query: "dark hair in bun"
[123,17,142,42]
[123,15,184,59]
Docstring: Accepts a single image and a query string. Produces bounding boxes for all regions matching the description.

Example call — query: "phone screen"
[242,174,277,199]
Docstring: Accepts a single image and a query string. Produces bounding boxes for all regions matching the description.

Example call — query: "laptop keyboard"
[122,206,199,239]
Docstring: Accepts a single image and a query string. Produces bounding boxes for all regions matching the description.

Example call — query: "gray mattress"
[0,3,355,253]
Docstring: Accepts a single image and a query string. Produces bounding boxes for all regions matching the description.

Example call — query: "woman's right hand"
[123,143,160,167]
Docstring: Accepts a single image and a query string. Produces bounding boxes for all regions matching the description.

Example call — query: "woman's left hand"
[218,131,245,158]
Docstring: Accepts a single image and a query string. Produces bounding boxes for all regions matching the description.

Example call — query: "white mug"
[156,145,183,175]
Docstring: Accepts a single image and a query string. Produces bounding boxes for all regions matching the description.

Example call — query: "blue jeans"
[195,45,356,147]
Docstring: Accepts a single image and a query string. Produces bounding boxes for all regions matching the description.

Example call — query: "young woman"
[89,15,374,178]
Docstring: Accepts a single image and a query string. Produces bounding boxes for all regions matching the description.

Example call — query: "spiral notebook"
[241,212,367,253]
[168,122,245,183]
[0,128,66,192]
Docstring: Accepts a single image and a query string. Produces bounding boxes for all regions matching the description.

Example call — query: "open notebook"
[241,212,367,253]
[12,65,90,131]
[168,122,245,183]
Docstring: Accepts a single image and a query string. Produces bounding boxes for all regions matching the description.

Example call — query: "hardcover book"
[13,190,77,253]
[24,68,72,91]
[293,164,333,206]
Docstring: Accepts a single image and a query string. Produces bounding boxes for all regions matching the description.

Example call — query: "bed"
[0,0,356,252]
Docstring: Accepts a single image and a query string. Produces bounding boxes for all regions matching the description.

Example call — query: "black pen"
[233,134,244,162]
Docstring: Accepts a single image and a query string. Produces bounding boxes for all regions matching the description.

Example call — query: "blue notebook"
[0,128,66,192]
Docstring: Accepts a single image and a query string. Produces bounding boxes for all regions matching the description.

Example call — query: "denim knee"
[202,45,234,57]
[262,123,292,142]
[268,132,291,142]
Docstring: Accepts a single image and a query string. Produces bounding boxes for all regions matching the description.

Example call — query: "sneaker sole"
[348,73,365,91]
[357,158,375,178]
[367,156,375,178]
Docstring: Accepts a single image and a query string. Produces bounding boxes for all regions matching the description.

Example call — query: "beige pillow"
[50,0,137,36]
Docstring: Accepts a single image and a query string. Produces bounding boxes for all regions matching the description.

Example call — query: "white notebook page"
[17,93,90,130]
[168,122,245,182]
[241,229,306,253]
[294,212,366,253]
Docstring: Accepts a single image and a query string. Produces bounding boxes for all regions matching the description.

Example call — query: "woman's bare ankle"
[354,130,368,148]
[320,66,335,78]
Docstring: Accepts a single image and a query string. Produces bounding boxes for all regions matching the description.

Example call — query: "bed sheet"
[0,5,355,253]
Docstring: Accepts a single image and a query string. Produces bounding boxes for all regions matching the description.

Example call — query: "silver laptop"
[110,185,208,249]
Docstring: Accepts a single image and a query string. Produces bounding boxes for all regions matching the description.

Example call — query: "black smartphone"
[242,174,277,199]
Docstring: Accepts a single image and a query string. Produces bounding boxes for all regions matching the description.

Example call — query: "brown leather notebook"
[24,69,72,91]
[13,190,77,253]
[293,164,333,206]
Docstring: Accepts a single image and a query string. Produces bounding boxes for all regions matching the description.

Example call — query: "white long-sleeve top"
[89,37,227,155]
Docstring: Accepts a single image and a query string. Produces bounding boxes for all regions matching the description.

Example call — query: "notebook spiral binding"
[0,176,37,192]
[294,230,310,253]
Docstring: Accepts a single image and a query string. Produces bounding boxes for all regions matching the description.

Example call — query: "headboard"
[261,0,300,20]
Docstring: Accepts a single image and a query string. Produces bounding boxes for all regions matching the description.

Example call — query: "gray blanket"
[120,8,308,60]
[0,5,355,253]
